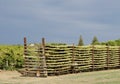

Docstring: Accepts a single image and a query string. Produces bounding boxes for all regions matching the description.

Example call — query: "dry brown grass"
[0,69,120,84]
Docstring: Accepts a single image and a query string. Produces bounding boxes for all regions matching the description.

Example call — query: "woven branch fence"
[19,38,120,77]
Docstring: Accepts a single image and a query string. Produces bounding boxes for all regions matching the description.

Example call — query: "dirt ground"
[0,69,120,84]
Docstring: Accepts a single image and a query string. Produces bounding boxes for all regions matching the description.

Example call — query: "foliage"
[0,45,24,70]
[78,35,84,46]
[46,43,67,46]
[107,40,116,46]
[115,39,120,46]
[100,39,120,46]
[91,36,100,45]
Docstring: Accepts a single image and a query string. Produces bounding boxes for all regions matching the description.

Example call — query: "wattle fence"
[19,37,120,77]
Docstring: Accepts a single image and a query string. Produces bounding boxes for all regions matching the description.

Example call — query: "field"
[0,69,120,84]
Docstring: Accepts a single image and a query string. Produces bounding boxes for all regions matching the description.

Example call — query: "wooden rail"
[21,37,120,77]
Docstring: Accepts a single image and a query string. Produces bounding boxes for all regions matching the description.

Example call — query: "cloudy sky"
[0,0,120,45]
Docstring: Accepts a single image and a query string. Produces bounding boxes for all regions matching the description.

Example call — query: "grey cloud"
[0,0,120,44]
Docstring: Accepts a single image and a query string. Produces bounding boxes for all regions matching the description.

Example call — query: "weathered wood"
[24,37,27,55]
[119,47,120,68]
[40,38,48,77]
[22,40,120,77]
[106,46,109,69]
[92,46,94,71]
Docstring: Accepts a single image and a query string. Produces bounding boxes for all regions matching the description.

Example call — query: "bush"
[0,45,24,70]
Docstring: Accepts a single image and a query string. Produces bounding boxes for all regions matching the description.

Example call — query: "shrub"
[0,45,24,70]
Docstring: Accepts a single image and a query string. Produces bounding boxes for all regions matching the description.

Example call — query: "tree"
[91,36,99,45]
[115,39,120,46]
[100,39,120,46]
[107,40,116,46]
[78,35,84,46]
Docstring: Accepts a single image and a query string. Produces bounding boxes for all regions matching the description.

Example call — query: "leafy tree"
[91,36,99,45]
[100,42,106,45]
[78,35,84,46]
[107,40,116,46]
[115,39,120,46]
[100,39,120,46]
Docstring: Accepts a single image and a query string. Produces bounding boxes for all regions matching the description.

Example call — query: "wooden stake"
[24,37,27,55]
[106,46,109,69]
[119,47,120,68]
[92,45,94,71]
[72,43,75,64]
[42,38,45,56]
[41,38,47,77]
[72,43,75,73]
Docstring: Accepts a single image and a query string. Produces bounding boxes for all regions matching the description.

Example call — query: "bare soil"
[0,69,120,84]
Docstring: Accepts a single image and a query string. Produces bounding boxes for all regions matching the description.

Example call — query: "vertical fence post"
[106,46,109,69]
[24,37,27,55]
[72,44,75,64]
[41,38,47,77]
[92,45,94,71]
[119,47,120,68]
[42,38,45,56]
[23,37,28,76]
[72,43,75,73]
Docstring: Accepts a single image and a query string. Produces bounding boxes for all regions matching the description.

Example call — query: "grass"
[0,69,120,84]
[56,69,120,84]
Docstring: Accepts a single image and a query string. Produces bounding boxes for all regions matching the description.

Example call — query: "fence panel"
[20,38,120,77]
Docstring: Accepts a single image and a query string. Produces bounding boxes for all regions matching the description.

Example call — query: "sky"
[0,0,120,45]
